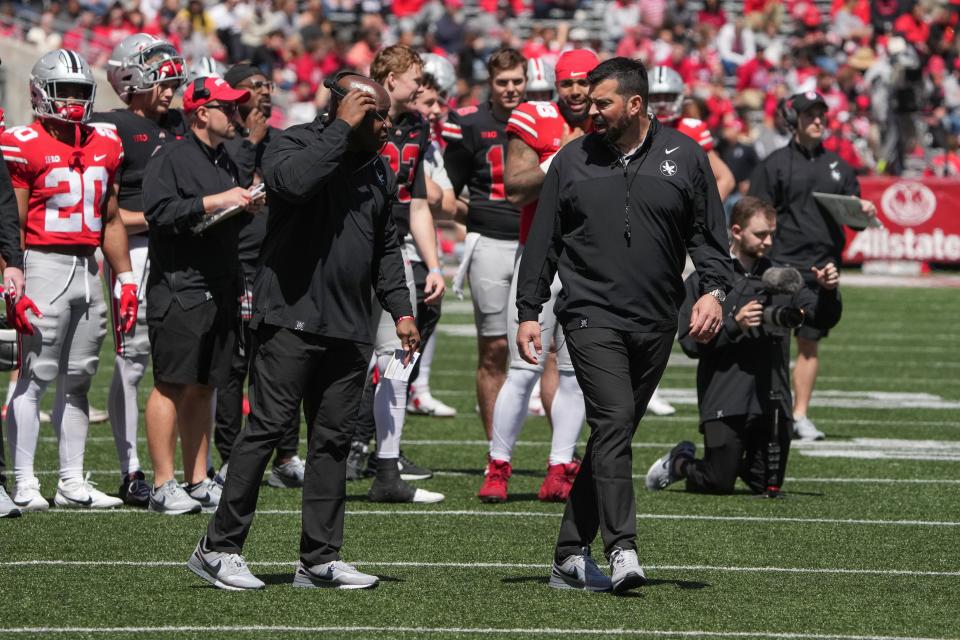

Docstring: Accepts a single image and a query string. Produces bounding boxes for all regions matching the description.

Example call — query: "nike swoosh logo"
[830,161,838,169]
[207,557,221,573]
[64,494,93,506]
[94,154,107,161]
[665,147,679,155]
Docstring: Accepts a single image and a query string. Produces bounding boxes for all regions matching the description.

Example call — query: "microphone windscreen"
[761,267,804,295]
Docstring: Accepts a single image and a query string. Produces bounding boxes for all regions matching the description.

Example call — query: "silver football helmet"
[647,65,685,122]
[30,49,97,123]
[420,53,456,98]
[526,57,556,97]
[188,56,225,82]
[107,33,186,103]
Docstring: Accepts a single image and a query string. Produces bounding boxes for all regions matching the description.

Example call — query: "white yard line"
[0,625,953,640]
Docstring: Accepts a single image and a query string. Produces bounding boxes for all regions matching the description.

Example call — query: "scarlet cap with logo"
[555,49,600,81]
[183,76,250,112]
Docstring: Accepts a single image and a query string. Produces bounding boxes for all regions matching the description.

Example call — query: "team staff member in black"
[142,76,255,515]
[646,196,842,495]
[213,63,305,491]
[747,91,875,441]
[189,75,417,591]
[517,58,733,593]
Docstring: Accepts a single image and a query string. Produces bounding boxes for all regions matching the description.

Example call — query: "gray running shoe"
[0,486,22,518]
[149,479,202,515]
[292,559,379,590]
[548,546,612,592]
[187,537,265,591]
[345,441,369,481]
[609,547,647,592]
[793,416,825,441]
[187,478,222,511]
[267,456,305,488]
[645,441,696,490]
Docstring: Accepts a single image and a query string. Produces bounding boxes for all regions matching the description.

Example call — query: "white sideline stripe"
[2,560,958,578]
[39,508,960,526]
[0,626,952,640]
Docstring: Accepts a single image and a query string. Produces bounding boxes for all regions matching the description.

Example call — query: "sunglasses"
[240,80,274,93]
[205,102,238,117]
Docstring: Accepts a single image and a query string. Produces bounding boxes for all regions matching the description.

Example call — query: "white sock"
[54,375,91,483]
[411,334,437,397]
[108,353,147,475]
[548,371,585,465]
[489,367,539,462]
[8,377,48,485]
[374,354,405,459]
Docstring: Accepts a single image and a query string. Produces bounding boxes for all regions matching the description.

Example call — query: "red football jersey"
[1,121,123,248]
[507,101,566,244]
[673,117,714,153]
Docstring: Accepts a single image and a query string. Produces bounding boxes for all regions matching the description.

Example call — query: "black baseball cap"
[790,91,828,114]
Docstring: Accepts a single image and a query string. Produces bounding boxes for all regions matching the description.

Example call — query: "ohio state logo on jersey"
[1,121,123,248]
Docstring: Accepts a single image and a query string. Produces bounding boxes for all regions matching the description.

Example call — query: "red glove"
[6,294,42,335]
[119,283,138,333]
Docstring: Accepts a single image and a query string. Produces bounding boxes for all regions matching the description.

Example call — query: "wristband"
[539,152,557,174]
[395,315,414,325]
[116,272,135,286]
[428,267,442,275]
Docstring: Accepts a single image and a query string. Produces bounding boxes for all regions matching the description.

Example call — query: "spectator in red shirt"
[345,26,382,75]
[698,0,727,30]
[894,4,930,53]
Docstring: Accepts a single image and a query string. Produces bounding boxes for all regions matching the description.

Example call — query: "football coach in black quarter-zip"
[190,74,418,591]
[516,57,734,594]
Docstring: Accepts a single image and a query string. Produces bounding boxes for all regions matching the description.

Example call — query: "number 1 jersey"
[1,121,123,248]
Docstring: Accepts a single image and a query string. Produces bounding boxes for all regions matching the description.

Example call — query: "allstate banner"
[843,177,960,264]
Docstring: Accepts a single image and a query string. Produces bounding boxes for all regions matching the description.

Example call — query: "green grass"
[1,286,959,640]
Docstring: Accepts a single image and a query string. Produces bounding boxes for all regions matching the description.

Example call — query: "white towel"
[452,231,481,300]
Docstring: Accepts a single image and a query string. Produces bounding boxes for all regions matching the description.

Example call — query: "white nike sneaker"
[268,456,306,488]
[187,537,265,591]
[609,547,647,592]
[54,473,123,509]
[646,389,676,416]
[293,559,379,589]
[88,406,109,424]
[0,486,22,518]
[38,410,51,424]
[149,479,202,515]
[548,546,612,592]
[186,478,222,511]
[13,477,49,512]
[406,391,457,417]
[793,416,825,441]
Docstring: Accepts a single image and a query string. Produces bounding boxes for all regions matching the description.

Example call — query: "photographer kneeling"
[646,196,842,495]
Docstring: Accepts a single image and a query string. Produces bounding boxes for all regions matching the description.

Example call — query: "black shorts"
[794,275,830,342]
[149,298,238,386]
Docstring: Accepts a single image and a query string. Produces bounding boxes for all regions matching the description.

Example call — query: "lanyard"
[618,141,652,246]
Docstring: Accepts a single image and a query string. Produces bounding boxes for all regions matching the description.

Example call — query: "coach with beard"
[189,74,417,591]
[516,57,733,593]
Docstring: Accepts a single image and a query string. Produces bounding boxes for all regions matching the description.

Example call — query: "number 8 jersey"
[1,120,123,248]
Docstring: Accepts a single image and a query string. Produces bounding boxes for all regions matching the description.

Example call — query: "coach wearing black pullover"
[517,58,733,593]
[192,75,417,592]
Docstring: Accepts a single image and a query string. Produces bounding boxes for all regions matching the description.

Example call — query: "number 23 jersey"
[1,121,123,248]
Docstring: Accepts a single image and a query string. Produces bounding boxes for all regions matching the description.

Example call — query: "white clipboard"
[813,192,883,230]
[192,183,266,234]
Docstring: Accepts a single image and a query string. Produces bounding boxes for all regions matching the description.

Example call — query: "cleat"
[12,477,48,512]
[406,391,457,417]
[345,441,369,481]
[478,458,511,503]
[149,479,202,515]
[119,470,150,507]
[38,410,51,424]
[548,547,611,592]
[54,473,123,509]
[538,461,579,503]
[793,416,825,441]
[187,537,264,591]
[645,441,696,491]
[646,389,676,416]
[609,548,647,592]
[268,456,305,488]
[368,462,444,504]
[186,478,222,511]
[88,406,109,424]
[398,451,432,481]
[0,486,22,518]
[293,559,378,589]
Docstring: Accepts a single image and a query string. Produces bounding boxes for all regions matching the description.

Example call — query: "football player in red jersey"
[1,50,136,512]
[476,49,598,504]
[93,33,187,507]
[443,48,527,442]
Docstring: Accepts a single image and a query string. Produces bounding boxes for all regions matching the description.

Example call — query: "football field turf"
[1,284,958,639]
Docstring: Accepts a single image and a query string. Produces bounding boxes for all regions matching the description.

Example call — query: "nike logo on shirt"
[665,147,679,155]
[830,161,838,169]
[94,154,107,162]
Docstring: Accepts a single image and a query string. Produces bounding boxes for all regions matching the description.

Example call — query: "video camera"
[754,267,805,337]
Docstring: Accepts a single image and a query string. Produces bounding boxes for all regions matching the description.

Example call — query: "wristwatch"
[707,288,726,303]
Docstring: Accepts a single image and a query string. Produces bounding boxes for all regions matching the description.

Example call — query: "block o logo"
[880,181,937,227]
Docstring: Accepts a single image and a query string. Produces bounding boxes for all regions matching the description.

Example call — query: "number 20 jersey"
[1,121,123,248]
[442,103,520,240]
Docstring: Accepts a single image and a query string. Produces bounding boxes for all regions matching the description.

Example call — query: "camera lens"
[763,305,804,329]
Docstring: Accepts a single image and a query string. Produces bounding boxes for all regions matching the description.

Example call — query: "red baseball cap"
[555,49,600,82]
[183,76,251,112]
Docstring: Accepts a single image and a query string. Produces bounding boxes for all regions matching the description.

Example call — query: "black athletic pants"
[557,327,673,560]
[685,414,792,494]
[213,318,299,465]
[207,325,370,565]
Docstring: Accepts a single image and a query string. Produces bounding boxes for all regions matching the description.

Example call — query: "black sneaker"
[398,450,432,481]
[119,471,150,507]
[367,459,443,503]
[345,441,369,482]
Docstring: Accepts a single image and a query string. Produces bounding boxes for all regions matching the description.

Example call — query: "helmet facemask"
[32,78,96,124]
[648,92,683,122]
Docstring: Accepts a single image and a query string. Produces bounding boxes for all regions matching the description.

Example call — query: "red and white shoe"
[538,461,580,503]
[478,458,511,503]
[406,391,457,417]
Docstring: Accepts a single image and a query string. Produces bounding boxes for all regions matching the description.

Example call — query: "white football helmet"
[107,33,186,103]
[648,65,685,122]
[526,57,556,97]
[30,49,97,124]
[420,53,456,98]
[188,56,226,82]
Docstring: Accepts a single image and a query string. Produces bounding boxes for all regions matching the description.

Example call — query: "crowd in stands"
[4,0,960,178]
